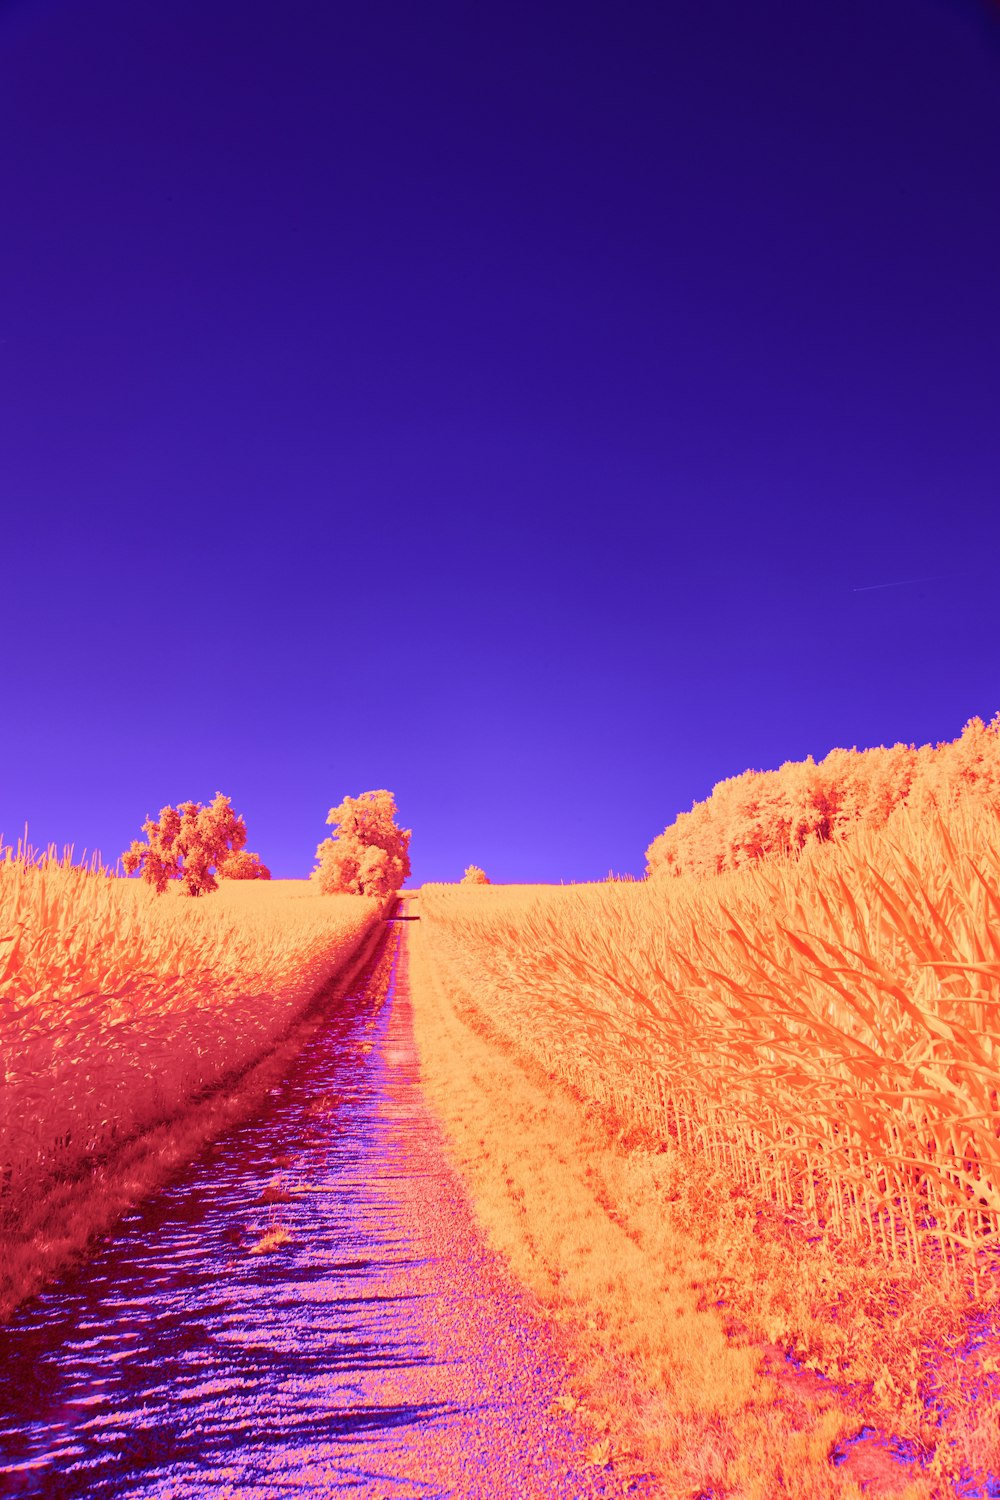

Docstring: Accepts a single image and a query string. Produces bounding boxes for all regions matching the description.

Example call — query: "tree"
[462,865,490,884]
[217,848,271,880]
[311,789,411,898]
[122,793,256,896]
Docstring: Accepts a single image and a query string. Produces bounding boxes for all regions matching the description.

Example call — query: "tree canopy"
[311,789,411,898]
[646,714,1000,879]
[122,793,266,895]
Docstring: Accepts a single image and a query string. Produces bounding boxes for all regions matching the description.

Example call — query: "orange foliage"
[646,713,1000,879]
[311,789,411,898]
[422,795,1000,1294]
[122,792,261,895]
[461,865,490,884]
[417,811,1000,1486]
[217,848,271,880]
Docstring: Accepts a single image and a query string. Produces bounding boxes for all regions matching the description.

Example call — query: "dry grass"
[414,802,1000,1494]
[248,1224,293,1255]
[0,841,383,1312]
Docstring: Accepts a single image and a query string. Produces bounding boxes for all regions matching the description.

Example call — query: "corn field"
[0,840,381,1216]
[420,800,1000,1298]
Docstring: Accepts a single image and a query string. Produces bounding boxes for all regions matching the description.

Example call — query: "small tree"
[122,793,257,896]
[217,848,271,880]
[312,789,411,898]
[461,864,490,884]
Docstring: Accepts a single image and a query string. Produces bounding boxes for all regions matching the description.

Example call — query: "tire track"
[0,912,623,1499]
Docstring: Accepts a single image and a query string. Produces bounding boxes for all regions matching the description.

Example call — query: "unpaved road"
[0,908,626,1499]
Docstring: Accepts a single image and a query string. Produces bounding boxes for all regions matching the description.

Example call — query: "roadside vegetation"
[647,712,1000,879]
[0,782,412,1319]
[412,738,1000,1496]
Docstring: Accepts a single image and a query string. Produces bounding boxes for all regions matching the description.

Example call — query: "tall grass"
[420,800,1000,1299]
[1,839,381,1217]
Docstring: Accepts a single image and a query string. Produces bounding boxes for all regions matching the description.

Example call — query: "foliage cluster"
[646,712,1000,878]
[461,865,490,884]
[217,847,272,881]
[122,793,268,895]
[311,789,411,899]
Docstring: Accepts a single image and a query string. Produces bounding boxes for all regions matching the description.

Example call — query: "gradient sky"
[2,0,999,883]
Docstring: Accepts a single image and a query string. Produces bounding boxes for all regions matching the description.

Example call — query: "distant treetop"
[312,789,411,899]
[217,848,271,881]
[122,792,266,895]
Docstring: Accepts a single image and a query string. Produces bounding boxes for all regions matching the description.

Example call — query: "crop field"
[413,802,1000,1491]
[421,801,1000,1295]
[6,786,1000,1493]
[0,841,382,1263]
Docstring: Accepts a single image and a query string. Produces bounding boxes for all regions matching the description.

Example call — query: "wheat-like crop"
[0,840,381,1214]
[419,801,1000,1297]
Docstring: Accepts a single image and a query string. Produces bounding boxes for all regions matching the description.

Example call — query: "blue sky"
[2,0,998,881]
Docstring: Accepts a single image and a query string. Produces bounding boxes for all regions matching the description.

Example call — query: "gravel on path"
[0,913,633,1499]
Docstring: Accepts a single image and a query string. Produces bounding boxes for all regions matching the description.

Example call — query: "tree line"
[123,789,412,898]
[646,713,1000,879]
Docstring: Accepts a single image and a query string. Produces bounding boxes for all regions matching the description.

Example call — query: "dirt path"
[0,912,623,1499]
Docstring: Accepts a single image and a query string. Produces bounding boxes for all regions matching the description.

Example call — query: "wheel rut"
[0,912,624,1499]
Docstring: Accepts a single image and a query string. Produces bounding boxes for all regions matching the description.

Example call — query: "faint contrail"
[852,572,957,593]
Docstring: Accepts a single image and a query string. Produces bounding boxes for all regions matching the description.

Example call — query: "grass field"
[0,842,383,1317]
[412,800,1000,1495]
